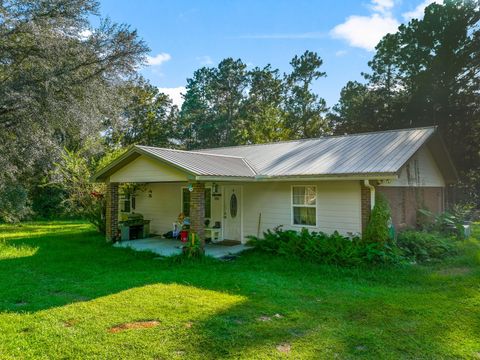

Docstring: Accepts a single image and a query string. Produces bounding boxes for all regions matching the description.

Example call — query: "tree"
[179,58,248,149]
[107,79,178,148]
[332,0,480,188]
[178,67,216,149]
[0,0,148,221]
[239,65,288,143]
[284,51,331,138]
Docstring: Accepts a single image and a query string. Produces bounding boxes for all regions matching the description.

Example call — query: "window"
[120,195,131,213]
[230,193,238,218]
[182,188,212,218]
[292,185,317,226]
[120,194,136,213]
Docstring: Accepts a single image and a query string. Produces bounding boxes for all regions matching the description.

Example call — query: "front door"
[223,185,242,241]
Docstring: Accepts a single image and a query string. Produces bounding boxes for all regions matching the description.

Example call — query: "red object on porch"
[180,230,189,243]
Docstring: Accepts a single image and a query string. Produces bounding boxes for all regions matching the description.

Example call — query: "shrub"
[397,231,457,262]
[248,227,400,266]
[182,232,204,259]
[363,193,391,245]
[418,208,467,239]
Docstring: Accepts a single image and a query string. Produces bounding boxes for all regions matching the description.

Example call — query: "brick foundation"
[360,182,372,233]
[105,182,119,243]
[189,182,205,245]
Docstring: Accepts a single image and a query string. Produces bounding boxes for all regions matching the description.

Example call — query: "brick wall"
[377,186,444,230]
[105,182,119,242]
[189,183,205,244]
[360,182,372,233]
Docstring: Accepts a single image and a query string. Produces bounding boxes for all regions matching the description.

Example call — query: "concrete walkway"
[113,236,252,259]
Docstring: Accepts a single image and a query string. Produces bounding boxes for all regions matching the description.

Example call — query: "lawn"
[0,222,479,359]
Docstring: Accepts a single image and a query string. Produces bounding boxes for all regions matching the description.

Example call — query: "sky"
[97,0,440,108]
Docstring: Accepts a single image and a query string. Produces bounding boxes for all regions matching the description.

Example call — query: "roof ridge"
[241,158,258,175]
[135,145,247,159]
[194,126,437,152]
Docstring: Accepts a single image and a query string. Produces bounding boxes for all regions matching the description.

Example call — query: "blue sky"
[97,0,438,107]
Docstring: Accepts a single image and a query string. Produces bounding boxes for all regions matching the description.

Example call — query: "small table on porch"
[205,227,222,243]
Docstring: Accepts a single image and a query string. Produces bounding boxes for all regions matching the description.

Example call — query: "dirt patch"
[437,267,471,276]
[276,343,291,354]
[63,319,78,328]
[257,316,271,322]
[108,320,160,333]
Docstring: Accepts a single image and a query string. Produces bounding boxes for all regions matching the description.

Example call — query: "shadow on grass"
[0,222,479,358]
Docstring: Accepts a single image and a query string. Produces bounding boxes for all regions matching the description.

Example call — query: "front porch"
[114,236,251,259]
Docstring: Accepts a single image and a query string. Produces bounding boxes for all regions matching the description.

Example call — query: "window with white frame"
[292,185,317,226]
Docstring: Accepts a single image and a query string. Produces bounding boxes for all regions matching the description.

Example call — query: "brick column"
[361,182,372,233]
[105,182,119,243]
[189,182,205,246]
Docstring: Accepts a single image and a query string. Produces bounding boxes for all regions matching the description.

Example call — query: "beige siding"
[131,180,361,240]
[132,182,223,236]
[110,155,188,183]
[381,146,445,187]
[242,181,362,240]
[132,183,183,235]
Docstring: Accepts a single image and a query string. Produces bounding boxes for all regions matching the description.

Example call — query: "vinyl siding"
[131,183,183,235]
[381,146,445,187]
[242,181,362,240]
[132,183,223,236]
[110,155,188,183]
[131,180,362,240]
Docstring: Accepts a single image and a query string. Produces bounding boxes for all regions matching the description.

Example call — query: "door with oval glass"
[223,185,242,241]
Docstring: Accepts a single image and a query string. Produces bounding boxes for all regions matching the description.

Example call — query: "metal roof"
[196,127,436,177]
[135,146,257,177]
[94,127,443,181]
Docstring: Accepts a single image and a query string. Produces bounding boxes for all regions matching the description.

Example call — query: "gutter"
[363,180,375,210]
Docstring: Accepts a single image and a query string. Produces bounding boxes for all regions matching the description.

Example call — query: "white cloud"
[330,0,400,51]
[146,53,172,66]
[331,13,399,51]
[402,0,442,21]
[158,86,186,107]
[197,55,213,66]
[335,50,348,57]
[370,0,395,14]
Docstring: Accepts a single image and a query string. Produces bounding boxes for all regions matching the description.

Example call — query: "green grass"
[0,221,479,359]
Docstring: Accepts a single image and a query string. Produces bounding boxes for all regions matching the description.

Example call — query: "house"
[93,126,457,243]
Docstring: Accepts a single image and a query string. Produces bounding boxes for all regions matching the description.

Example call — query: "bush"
[397,231,457,262]
[363,193,391,245]
[0,182,31,223]
[418,208,467,239]
[182,232,204,259]
[248,227,400,266]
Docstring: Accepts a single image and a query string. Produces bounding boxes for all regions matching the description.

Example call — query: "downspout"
[364,180,375,210]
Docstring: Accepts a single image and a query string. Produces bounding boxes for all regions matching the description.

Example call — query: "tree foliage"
[332,0,480,181]
[284,51,330,138]
[107,79,178,148]
[179,52,330,149]
[0,0,148,221]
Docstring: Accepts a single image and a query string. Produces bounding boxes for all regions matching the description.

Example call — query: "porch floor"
[113,236,252,259]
